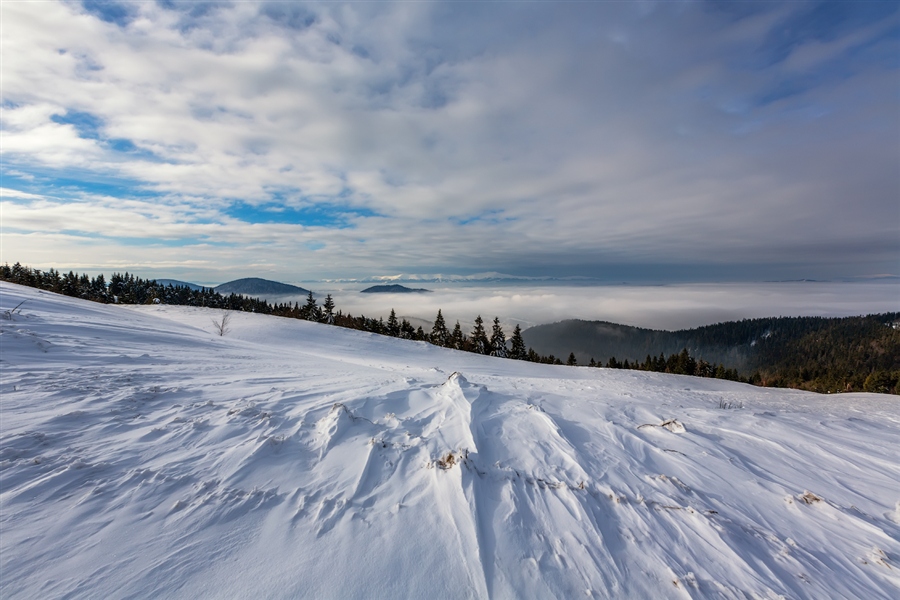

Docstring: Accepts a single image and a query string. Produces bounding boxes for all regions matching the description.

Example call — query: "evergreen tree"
[61,270,78,296]
[656,353,666,372]
[303,291,319,321]
[400,319,415,339]
[387,309,400,337]
[672,348,697,375]
[322,294,335,324]
[589,357,596,367]
[470,315,489,354]
[109,273,124,301]
[567,352,577,366]
[90,273,108,302]
[431,309,449,347]
[450,321,465,350]
[509,324,527,360]
[489,317,508,357]
[696,359,712,377]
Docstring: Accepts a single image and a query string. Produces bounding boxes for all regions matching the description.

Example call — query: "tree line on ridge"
[2,262,897,394]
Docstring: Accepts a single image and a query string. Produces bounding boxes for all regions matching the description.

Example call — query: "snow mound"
[2,281,899,599]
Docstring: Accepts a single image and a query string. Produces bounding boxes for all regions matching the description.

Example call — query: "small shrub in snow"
[718,399,744,409]
[2,300,26,320]
[437,452,456,469]
[211,312,231,336]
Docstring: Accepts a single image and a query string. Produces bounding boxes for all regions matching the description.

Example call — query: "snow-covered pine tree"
[490,317,508,358]
[470,315,489,354]
[431,309,449,347]
[303,291,319,321]
[322,294,335,325]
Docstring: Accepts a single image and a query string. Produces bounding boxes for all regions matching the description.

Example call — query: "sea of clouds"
[270,281,899,331]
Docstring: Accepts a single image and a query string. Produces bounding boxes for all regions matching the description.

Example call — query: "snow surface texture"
[1,281,899,599]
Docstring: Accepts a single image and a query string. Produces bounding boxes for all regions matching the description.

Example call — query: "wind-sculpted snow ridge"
[1,282,899,599]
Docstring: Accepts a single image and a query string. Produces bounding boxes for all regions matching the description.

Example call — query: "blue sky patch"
[104,138,163,162]
[47,110,164,161]
[51,110,103,139]
[81,0,134,27]
[1,166,159,200]
[57,231,219,248]
[754,1,899,69]
[225,202,377,228]
[108,138,137,153]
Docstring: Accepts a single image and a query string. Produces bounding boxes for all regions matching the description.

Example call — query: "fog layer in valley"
[272,281,899,331]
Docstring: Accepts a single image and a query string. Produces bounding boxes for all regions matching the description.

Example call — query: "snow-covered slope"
[1,282,898,599]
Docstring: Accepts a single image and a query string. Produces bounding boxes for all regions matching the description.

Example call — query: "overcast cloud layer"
[1,1,898,282]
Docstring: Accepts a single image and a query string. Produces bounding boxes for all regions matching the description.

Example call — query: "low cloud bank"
[275,281,899,331]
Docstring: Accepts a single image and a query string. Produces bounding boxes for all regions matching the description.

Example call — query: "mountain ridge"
[215,277,309,296]
[360,284,432,294]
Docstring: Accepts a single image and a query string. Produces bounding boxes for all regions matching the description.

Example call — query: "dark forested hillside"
[524,319,765,369]
[525,315,900,394]
[746,315,900,393]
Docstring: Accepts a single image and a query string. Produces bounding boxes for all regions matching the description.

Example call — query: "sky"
[1,0,898,284]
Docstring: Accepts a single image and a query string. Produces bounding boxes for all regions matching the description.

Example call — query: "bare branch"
[3,300,27,320]
[212,311,231,336]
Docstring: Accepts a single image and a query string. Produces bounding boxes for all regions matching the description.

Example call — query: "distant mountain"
[215,278,309,297]
[155,279,204,291]
[360,284,432,294]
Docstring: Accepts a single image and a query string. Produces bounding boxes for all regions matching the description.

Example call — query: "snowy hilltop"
[1,281,898,599]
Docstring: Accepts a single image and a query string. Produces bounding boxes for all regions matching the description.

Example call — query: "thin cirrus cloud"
[0,0,897,282]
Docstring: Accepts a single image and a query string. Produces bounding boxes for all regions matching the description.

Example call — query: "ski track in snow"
[1,282,899,599]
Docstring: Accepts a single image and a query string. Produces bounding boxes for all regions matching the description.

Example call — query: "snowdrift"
[1,282,898,599]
